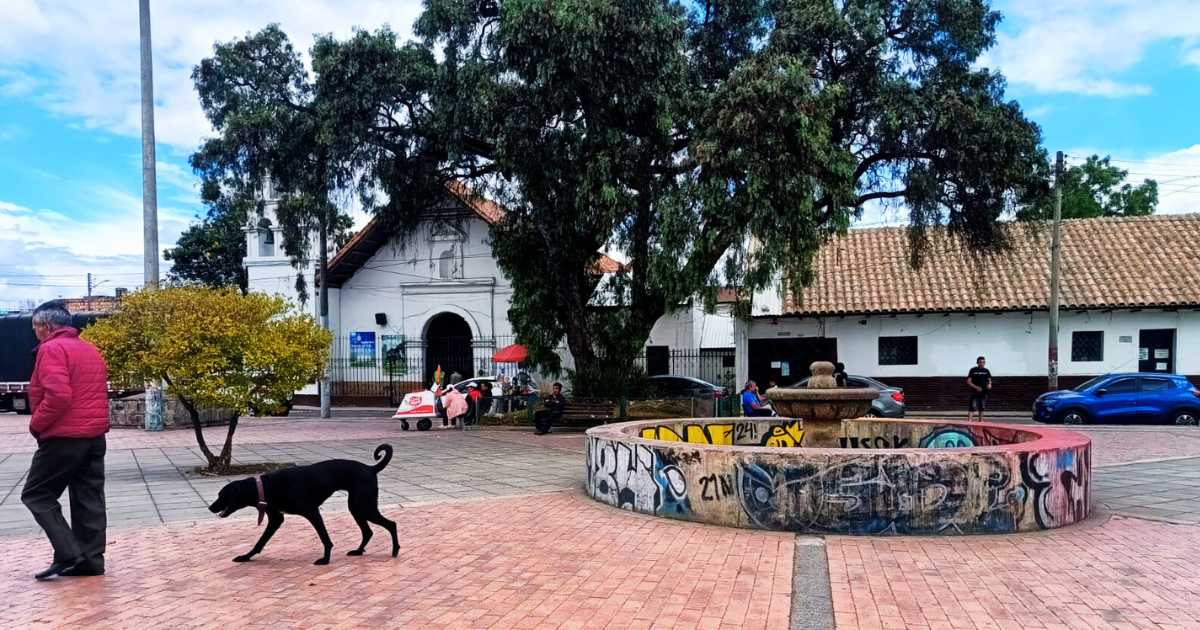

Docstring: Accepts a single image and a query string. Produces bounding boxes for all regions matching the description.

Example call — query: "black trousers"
[534,409,562,434]
[21,437,107,568]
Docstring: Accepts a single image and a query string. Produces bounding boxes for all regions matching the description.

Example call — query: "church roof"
[324,182,623,287]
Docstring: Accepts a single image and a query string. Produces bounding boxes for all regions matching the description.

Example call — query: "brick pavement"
[826,515,1200,630]
[2,412,1200,629]
[0,491,794,630]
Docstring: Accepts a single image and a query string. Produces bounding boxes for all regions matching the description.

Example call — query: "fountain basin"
[585,417,1091,535]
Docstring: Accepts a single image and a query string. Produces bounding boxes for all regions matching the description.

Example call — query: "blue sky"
[1,0,1199,307]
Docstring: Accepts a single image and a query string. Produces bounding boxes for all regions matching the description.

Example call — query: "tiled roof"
[325,181,623,286]
[782,214,1200,316]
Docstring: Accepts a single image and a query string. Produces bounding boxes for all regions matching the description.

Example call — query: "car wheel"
[1172,410,1199,426]
[864,409,880,418]
[1059,409,1088,426]
[400,420,410,431]
[417,418,433,431]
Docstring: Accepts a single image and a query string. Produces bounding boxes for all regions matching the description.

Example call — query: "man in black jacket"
[534,383,565,435]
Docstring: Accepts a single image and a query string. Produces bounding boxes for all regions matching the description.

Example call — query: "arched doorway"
[424,312,473,385]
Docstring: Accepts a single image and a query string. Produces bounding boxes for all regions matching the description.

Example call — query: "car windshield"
[1073,376,1107,392]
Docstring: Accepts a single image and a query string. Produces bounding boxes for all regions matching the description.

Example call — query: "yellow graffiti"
[641,426,682,441]
[762,421,805,447]
[640,423,734,445]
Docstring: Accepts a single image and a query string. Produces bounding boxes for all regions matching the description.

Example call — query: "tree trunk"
[217,413,239,470]
[176,394,220,469]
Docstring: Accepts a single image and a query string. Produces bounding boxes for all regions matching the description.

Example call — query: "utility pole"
[86,273,93,312]
[1048,150,1064,392]
[319,217,332,419]
[140,0,164,431]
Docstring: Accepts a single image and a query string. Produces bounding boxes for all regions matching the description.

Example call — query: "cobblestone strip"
[791,536,834,630]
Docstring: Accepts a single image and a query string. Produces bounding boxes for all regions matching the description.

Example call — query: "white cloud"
[0,0,425,152]
[983,0,1200,97]
[0,192,193,303]
[1100,145,1200,216]
[1184,47,1200,68]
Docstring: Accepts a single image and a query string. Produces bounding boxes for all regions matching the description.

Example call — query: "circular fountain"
[585,362,1091,535]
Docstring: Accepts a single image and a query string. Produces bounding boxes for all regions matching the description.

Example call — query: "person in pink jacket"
[20,301,110,580]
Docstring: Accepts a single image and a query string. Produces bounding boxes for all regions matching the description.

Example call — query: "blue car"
[1034,373,1200,426]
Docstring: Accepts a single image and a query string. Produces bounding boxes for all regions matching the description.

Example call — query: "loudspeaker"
[374,313,387,326]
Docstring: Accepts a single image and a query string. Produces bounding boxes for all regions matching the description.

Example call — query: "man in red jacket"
[20,301,110,580]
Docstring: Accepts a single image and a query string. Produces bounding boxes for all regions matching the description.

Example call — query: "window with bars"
[878,336,918,365]
[1071,331,1104,362]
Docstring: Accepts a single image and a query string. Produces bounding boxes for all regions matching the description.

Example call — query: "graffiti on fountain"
[586,418,1092,535]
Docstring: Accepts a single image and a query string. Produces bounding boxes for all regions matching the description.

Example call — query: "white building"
[736,214,1200,410]
[244,181,734,402]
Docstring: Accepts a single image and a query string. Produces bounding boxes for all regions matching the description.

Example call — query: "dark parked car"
[785,375,905,418]
[646,375,728,399]
[1034,373,1200,425]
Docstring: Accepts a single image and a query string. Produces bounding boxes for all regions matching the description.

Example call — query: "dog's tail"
[372,444,393,473]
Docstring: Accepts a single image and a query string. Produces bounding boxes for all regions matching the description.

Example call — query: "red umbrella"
[492,343,528,363]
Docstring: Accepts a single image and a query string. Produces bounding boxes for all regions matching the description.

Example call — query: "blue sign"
[349,332,377,367]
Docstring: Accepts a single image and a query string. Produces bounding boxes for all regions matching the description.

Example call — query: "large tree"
[1029,154,1158,220]
[193,0,1048,394]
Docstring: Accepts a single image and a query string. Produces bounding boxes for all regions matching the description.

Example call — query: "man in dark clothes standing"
[20,301,110,580]
[966,356,992,422]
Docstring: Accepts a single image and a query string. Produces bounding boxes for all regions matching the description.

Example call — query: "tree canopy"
[192,0,1048,394]
[1028,155,1158,220]
[83,286,330,470]
[164,186,250,292]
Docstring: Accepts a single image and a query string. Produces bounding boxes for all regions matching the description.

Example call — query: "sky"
[1,0,1199,307]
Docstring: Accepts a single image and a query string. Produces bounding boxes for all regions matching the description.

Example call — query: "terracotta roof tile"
[782,214,1200,315]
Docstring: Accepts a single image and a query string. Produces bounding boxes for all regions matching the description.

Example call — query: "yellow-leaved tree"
[84,286,331,471]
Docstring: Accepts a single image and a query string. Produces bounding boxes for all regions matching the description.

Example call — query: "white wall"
[736,309,1200,382]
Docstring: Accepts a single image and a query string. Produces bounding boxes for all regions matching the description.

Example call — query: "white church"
[243,180,735,401]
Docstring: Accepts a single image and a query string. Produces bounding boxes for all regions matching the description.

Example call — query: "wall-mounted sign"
[780,362,790,377]
[770,361,781,368]
[381,334,407,376]
[349,331,377,367]
[1118,336,1132,343]
[1155,349,1170,359]
[1139,348,1149,361]
[1156,362,1168,371]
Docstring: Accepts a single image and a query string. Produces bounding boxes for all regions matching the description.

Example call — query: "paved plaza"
[0,413,1198,629]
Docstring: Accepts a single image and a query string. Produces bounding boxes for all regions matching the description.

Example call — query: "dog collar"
[254,475,268,526]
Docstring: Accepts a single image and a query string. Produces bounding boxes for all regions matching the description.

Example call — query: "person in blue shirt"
[740,380,775,417]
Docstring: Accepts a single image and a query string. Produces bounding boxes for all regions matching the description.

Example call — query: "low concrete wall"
[585,418,1090,535]
[109,394,233,429]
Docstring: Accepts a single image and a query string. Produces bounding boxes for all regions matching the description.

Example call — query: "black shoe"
[60,563,104,577]
[34,558,81,581]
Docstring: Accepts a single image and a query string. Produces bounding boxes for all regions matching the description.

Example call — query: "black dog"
[208,444,400,565]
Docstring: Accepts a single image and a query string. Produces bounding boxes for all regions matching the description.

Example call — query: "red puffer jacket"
[28,327,111,441]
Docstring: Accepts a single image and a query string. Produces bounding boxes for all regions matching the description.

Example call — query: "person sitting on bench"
[741,380,775,417]
[534,382,566,435]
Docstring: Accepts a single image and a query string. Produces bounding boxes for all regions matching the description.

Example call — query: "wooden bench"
[555,400,618,427]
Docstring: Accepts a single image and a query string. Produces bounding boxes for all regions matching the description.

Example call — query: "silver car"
[785,375,905,417]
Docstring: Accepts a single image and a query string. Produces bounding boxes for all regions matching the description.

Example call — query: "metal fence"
[326,334,739,407]
[633,347,737,391]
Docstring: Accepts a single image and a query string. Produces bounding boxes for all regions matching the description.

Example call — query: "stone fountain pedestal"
[765,361,876,446]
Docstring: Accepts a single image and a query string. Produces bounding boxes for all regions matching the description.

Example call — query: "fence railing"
[325,334,739,407]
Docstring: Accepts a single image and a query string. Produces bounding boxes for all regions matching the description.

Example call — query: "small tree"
[84,286,331,471]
